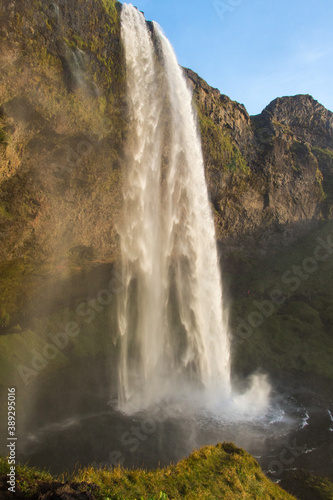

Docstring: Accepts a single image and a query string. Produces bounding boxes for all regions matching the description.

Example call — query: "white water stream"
[118,4,270,415]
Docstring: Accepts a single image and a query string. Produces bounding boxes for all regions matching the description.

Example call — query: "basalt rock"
[185,68,333,257]
[0,0,332,321]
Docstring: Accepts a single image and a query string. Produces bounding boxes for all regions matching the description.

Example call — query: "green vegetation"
[312,146,333,217]
[101,0,119,26]
[0,0,126,326]
[313,147,333,160]
[271,119,293,136]
[229,220,333,378]
[226,147,249,174]
[0,294,117,391]
[0,443,296,499]
[0,456,54,496]
[197,110,250,175]
[0,127,7,145]
[280,469,333,500]
[0,203,13,219]
[0,258,34,324]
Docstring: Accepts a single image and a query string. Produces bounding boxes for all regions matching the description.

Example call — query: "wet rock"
[280,468,333,500]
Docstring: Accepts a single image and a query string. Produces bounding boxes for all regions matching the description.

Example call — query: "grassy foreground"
[0,442,296,499]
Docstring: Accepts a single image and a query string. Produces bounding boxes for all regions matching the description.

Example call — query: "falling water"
[118,4,269,414]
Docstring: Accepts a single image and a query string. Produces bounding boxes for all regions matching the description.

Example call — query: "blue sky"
[126,0,333,115]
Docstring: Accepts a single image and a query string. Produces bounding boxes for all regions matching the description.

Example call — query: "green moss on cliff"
[197,110,249,175]
[312,146,333,217]
[101,0,118,23]
[0,258,34,324]
[0,0,126,324]
[229,221,333,379]
[0,456,54,496]
[0,127,7,145]
[0,443,296,499]
[280,469,333,500]
[0,203,13,220]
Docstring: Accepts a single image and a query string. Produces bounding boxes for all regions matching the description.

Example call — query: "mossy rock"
[280,469,333,500]
[197,109,250,176]
[0,443,296,499]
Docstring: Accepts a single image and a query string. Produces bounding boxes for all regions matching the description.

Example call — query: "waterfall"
[118,4,269,414]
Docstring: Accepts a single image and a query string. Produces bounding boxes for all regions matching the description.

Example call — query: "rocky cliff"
[185,68,333,381]
[1,3,333,494]
[1,0,333,327]
[0,0,126,326]
[185,69,333,256]
[0,0,332,402]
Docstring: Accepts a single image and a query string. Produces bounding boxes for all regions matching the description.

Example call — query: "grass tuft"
[0,443,297,499]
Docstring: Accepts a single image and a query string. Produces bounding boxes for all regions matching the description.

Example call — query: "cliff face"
[186,69,333,256]
[1,0,333,324]
[260,95,333,149]
[0,0,125,324]
[0,0,332,385]
[184,70,333,382]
